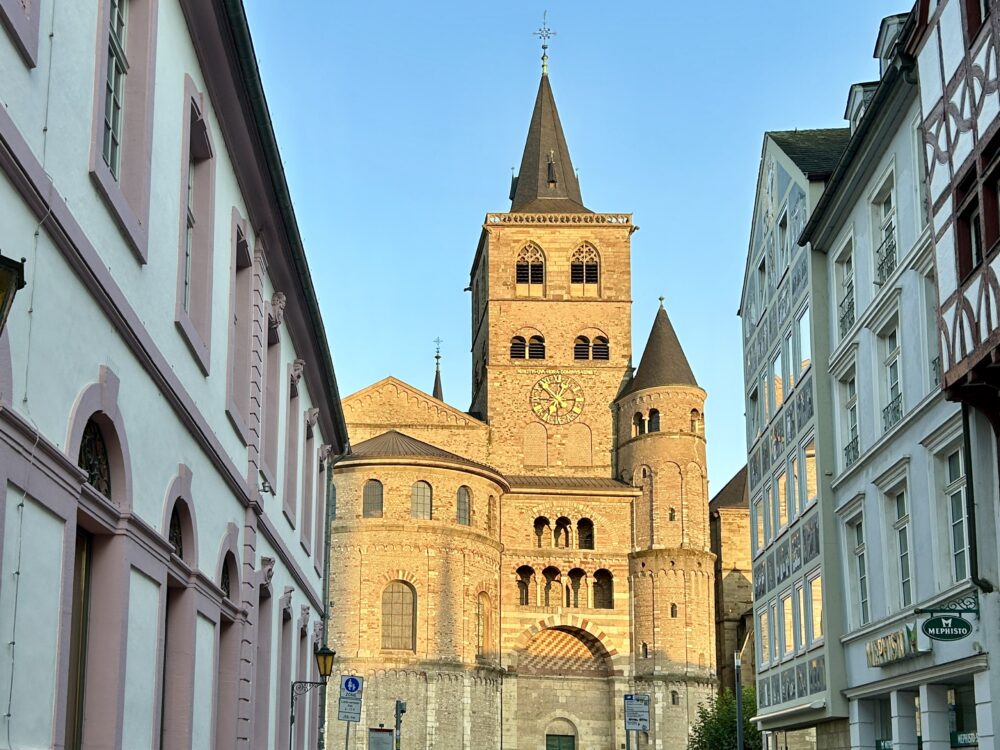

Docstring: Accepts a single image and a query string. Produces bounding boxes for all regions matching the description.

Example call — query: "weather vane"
[533,11,556,75]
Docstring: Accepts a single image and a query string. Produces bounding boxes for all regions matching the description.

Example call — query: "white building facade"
[800,11,1000,749]
[0,1,347,749]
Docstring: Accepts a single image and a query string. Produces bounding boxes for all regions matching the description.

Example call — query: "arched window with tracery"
[577,518,595,550]
[510,336,526,359]
[528,335,546,359]
[456,486,471,525]
[554,517,571,548]
[592,336,609,360]
[574,336,591,360]
[363,479,383,518]
[78,418,112,499]
[515,244,545,296]
[381,581,416,651]
[648,409,661,433]
[411,481,432,519]
[516,565,535,605]
[570,244,599,296]
[593,569,614,609]
[542,567,561,606]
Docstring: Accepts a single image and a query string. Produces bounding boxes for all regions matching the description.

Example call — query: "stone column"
[849,698,876,749]
[919,683,951,750]
[890,689,919,750]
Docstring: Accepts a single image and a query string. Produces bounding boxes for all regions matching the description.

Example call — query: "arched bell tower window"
[577,518,595,549]
[78,418,112,499]
[510,336,527,359]
[632,412,646,437]
[570,244,599,297]
[516,565,535,605]
[592,336,609,360]
[648,409,661,433]
[574,336,591,360]
[527,335,546,360]
[593,569,614,609]
[515,244,545,297]
[691,409,704,435]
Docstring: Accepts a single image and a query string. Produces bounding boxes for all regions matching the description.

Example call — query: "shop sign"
[865,624,920,667]
[921,615,973,641]
[951,730,978,747]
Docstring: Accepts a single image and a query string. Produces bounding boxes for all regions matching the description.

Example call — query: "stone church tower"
[326,57,715,750]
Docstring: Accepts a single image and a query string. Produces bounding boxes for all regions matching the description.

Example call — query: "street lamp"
[0,253,25,336]
[290,645,336,749]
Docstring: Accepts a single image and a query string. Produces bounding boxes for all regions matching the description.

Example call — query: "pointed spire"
[509,57,589,212]
[432,338,444,401]
[622,300,698,397]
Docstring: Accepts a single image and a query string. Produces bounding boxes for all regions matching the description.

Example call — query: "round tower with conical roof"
[615,300,717,747]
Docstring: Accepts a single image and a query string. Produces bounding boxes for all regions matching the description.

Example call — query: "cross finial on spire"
[533,11,555,75]
[433,337,443,368]
[658,296,665,307]
[432,338,444,401]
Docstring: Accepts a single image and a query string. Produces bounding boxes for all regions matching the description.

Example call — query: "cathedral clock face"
[530,374,585,425]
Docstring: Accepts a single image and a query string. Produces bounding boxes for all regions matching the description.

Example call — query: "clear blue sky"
[245,1,906,494]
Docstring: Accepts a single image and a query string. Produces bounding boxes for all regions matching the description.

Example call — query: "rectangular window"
[753,495,764,554]
[794,584,806,651]
[772,352,784,412]
[761,371,771,423]
[781,593,793,657]
[837,248,856,337]
[881,326,903,432]
[778,212,789,270]
[777,471,788,530]
[749,387,760,441]
[957,194,985,280]
[758,608,770,667]
[103,0,128,179]
[874,182,897,284]
[803,437,818,506]
[226,218,253,442]
[797,307,811,374]
[282,370,301,527]
[946,449,969,581]
[809,574,824,643]
[892,490,913,608]
[757,256,767,312]
[850,516,870,625]
[769,600,778,664]
[784,331,795,393]
[842,372,859,468]
[763,485,773,544]
[789,455,801,520]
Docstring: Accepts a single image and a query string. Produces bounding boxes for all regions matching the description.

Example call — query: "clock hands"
[540,381,568,408]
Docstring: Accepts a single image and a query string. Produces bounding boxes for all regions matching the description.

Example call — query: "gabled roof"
[710,466,748,511]
[509,74,589,214]
[620,302,698,397]
[506,475,633,492]
[767,129,852,181]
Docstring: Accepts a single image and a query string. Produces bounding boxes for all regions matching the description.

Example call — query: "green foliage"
[687,687,762,750]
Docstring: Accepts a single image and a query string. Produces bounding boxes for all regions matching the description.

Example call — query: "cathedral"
[326,55,716,750]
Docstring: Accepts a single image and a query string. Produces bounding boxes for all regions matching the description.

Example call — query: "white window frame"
[752,494,765,556]
[796,305,812,377]
[835,239,856,341]
[776,469,789,531]
[771,350,784,413]
[801,435,818,507]
[847,513,870,627]
[891,488,913,609]
[788,453,801,521]
[807,571,824,646]
[780,591,794,658]
[944,447,969,584]
[794,582,806,653]
[757,606,770,669]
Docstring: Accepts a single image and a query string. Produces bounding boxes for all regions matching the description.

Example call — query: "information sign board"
[368,727,393,750]
[624,693,650,732]
[338,697,362,722]
[341,675,364,699]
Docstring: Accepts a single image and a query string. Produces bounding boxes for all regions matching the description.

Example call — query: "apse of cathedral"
[327,41,716,750]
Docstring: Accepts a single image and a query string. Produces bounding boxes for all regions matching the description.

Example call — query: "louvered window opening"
[411,481,432,519]
[510,336,527,359]
[516,262,545,284]
[457,486,471,525]
[528,336,546,359]
[592,337,609,360]
[78,419,112,500]
[570,262,598,284]
[363,479,383,518]
[574,336,590,360]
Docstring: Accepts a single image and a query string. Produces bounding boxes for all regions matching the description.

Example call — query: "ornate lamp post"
[290,645,336,749]
[0,253,25,336]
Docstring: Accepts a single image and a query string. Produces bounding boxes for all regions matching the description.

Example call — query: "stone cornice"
[485,212,633,227]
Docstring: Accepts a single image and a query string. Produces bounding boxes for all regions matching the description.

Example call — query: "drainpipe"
[962,403,995,593]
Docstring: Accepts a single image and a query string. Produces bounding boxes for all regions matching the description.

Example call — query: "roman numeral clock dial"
[529,374,585,425]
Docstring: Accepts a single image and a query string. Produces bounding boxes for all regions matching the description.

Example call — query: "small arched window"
[691,409,704,435]
[641,642,649,658]
[78,418,112,499]
[516,565,535,605]
[574,336,591,360]
[669,507,676,522]
[169,505,184,559]
[568,568,586,608]
[648,409,661,433]
[577,518,595,550]
[220,552,238,600]
[542,567,561,606]
[554,517,571,548]
[411,481,432,519]
[510,336,527,359]
[381,581,416,651]
[592,336,609,360]
[363,479,383,518]
[456,486,471,525]
[633,412,646,437]
[671,690,680,706]
[570,244,599,289]
[528,335,546,359]
[534,516,551,547]
[476,592,491,656]
[670,603,678,618]
[593,569,613,609]
[515,244,545,291]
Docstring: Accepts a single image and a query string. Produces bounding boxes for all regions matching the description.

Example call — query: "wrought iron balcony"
[844,436,860,468]
[875,232,897,285]
[839,294,855,338]
[930,355,941,387]
[882,393,903,432]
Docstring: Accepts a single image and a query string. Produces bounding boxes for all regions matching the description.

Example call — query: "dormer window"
[845,83,877,135]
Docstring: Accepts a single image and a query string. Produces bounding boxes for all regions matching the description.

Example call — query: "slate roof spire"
[509,30,589,214]
[622,298,698,396]
[432,338,444,401]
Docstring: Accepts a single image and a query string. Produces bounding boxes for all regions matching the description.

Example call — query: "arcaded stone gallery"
[325,62,718,750]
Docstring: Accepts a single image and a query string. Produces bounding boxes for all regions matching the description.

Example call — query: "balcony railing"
[839,294,855,338]
[844,436,860,468]
[882,393,903,431]
[930,355,941,387]
[875,232,897,285]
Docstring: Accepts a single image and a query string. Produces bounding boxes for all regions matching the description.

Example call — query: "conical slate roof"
[432,368,443,401]
[622,303,698,396]
[509,74,589,213]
